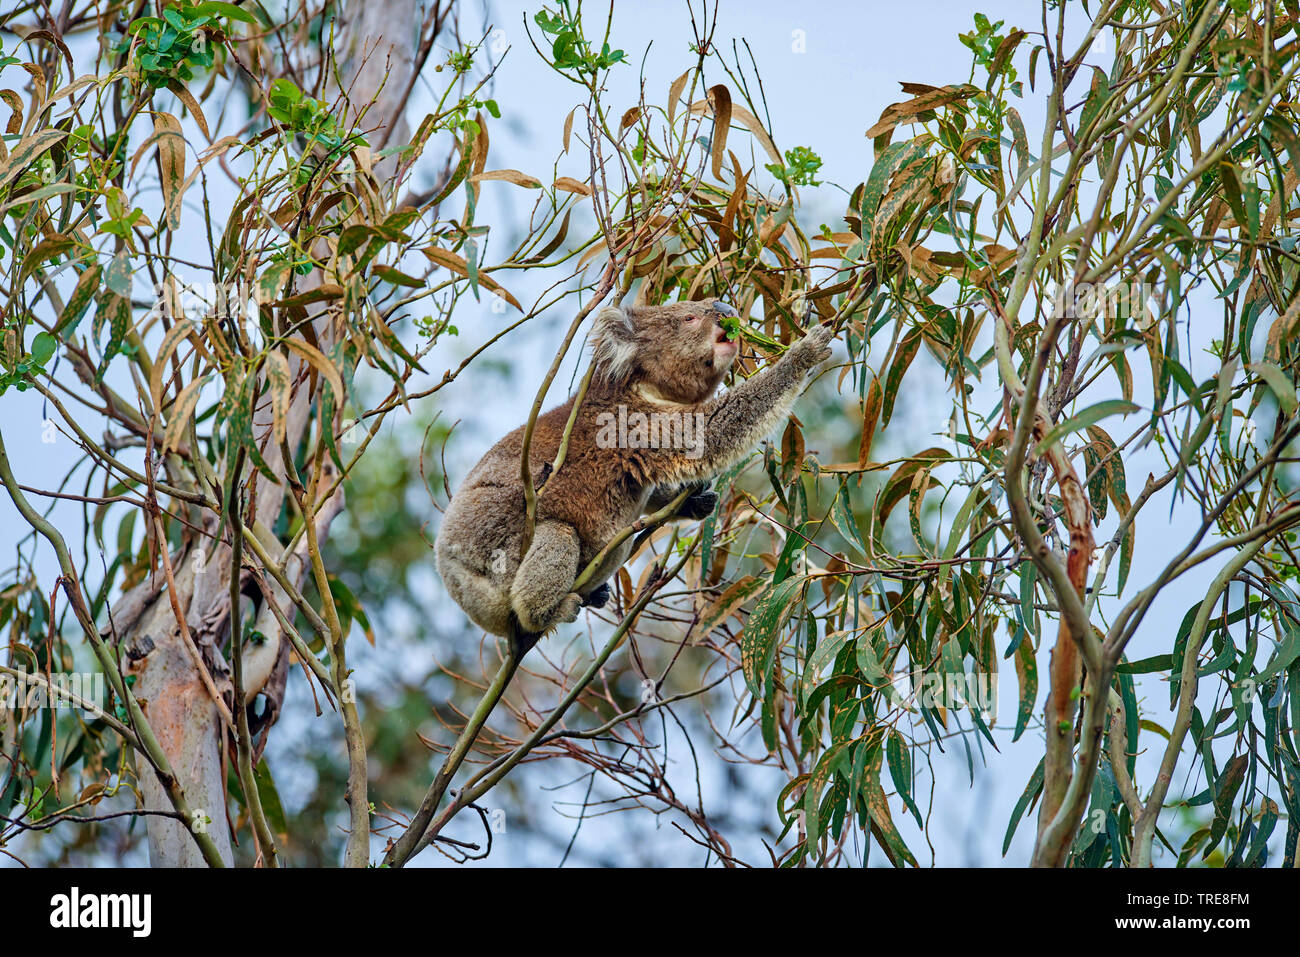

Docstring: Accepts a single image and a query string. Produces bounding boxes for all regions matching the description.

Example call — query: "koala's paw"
[555,592,583,625]
[580,582,612,609]
[792,324,834,368]
[678,488,719,520]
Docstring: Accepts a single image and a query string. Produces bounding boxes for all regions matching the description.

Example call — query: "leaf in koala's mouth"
[713,335,740,359]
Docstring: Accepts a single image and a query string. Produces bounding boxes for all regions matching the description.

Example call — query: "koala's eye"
[683,314,701,324]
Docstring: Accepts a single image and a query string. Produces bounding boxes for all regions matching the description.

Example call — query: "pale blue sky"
[0,1,1276,866]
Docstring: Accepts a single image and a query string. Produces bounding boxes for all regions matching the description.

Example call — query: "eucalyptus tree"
[2,0,1298,869]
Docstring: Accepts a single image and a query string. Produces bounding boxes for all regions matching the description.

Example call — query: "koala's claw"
[580,582,612,608]
[678,488,719,520]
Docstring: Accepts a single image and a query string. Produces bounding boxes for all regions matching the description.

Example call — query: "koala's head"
[589,297,740,404]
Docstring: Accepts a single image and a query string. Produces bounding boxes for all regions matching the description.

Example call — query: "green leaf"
[105,250,133,298]
[1034,400,1139,457]
[740,575,805,695]
[881,327,922,428]
[1013,634,1036,742]
[855,623,891,699]
[829,480,868,556]
[0,129,69,192]
[195,1,258,24]
[1205,754,1248,857]
[804,739,851,846]
[1118,522,1134,594]
[252,759,287,836]
[1003,758,1044,856]
[1245,798,1280,866]
[1116,654,1173,675]
[863,745,917,867]
[1258,621,1300,682]
[257,260,292,305]
[1077,66,1111,138]
[96,291,132,370]
[1249,361,1298,416]
[328,574,374,645]
[30,332,56,366]
[860,137,932,231]
[886,730,923,828]
[803,628,851,694]
[337,224,377,259]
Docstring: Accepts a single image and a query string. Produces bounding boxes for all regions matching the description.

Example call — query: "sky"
[1,0,1284,866]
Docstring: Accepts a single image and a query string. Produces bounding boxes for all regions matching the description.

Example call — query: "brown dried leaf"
[554,176,591,196]
[667,68,691,126]
[563,106,577,153]
[281,337,344,399]
[471,168,542,189]
[420,246,522,310]
[689,99,780,166]
[864,83,981,139]
[265,350,292,446]
[154,112,186,230]
[707,84,732,180]
[168,80,210,140]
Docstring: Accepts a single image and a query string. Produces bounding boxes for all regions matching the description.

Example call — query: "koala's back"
[435,391,683,636]
[434,413,528,636]
[443,395,645,538]
[435,418,539,586]
[435,397,587,634]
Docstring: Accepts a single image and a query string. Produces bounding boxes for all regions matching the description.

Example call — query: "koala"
[435,296,833,656]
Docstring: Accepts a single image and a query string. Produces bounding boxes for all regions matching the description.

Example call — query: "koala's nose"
[710,300,738,318]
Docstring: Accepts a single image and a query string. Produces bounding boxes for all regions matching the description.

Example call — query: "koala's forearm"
[687,356,810,476]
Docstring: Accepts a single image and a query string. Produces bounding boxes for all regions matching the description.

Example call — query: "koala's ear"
[589,305,638,388]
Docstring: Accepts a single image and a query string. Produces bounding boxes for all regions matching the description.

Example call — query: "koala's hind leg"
[509,521,583,644]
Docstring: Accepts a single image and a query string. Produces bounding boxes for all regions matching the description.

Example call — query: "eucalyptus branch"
[280,439,369,867]
[1130,538,1270,867]
[224,450,279,867]
[415,546,696,857]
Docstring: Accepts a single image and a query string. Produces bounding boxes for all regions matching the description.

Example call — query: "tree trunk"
[121,0,426,866]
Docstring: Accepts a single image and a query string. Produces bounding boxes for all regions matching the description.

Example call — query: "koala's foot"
[678,487,719,520]
[508,592,582,657]
[555,592,583,624]
[512,590,584,649]
[580,582,612,609]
